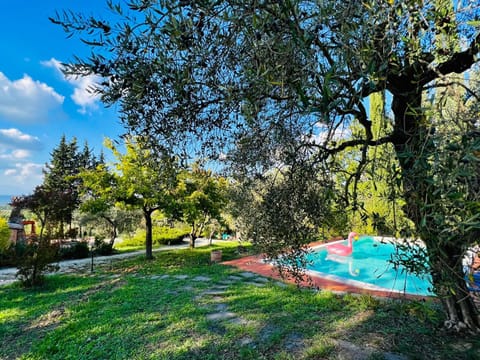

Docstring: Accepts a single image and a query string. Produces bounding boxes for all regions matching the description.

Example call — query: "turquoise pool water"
[306,236,433,296]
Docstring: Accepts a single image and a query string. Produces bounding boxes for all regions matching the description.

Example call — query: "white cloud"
[305,123,351,145]
[42,57,100,114]
[70,75,100,114]
[0,72,64,123]
[0,128,43,151]
[12,149,31,159]
[1,162,44,195]
[0,128,44,195]
[0,151,31,162]
[40,58,63,72]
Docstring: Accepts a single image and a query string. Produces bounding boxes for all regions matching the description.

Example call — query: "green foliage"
[153,226,190,245]
[93,237,114,256]
[120,225,190,248]
[230,161,340,283]
[15,239,59,287]
[344,294,381,312]
[42,136,101,236]
[102,136,179,259]
[302,337,335,359]
[0,217,10,252]
[78,162,144,248]
[78,163,118,215]
[174,164,228,247]
[396,300,441,325]
[58,241,90,260]
[0,247,17,267]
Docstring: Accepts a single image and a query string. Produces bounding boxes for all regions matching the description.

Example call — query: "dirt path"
[0,238,216,286]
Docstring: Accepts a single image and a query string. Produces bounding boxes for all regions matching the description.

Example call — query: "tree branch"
[324,135,394,155]
[420,32,480,87]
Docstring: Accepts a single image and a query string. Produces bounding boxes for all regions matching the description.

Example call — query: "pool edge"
[222,249,436,301]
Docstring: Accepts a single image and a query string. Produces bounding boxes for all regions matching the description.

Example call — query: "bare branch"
[324,135,394,155]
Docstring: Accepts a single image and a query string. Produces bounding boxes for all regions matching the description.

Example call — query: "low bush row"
[0,225,193,267]
[119,226,191,248]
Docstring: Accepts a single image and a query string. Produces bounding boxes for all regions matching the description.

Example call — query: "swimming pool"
[306,236,434,296]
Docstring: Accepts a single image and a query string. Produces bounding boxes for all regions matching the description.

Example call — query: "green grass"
[1,242,479,359]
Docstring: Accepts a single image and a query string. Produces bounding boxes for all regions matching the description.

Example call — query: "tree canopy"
[42,135,100,237]
[102,137,178,259]
[174,164,228,248]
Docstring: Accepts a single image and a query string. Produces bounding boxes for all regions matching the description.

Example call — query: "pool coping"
[222,239,435,300]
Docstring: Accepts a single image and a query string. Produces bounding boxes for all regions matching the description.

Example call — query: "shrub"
[117,231,144,248]
[0,246,17,267]
[119,225,190,248]
[154,226,190,245]
[94,237,114,256]
[15,239,59,287]
[58,241,90,260]
[0,218,10,252]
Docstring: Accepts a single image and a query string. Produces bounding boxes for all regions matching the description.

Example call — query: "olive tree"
[52,0,480,331]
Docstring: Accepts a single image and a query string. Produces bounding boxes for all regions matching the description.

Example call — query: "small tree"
[11,190,59,287]
[104,137,178,259]
[77,205,141,254]
[78,163,121,252]
[175,165,228,248]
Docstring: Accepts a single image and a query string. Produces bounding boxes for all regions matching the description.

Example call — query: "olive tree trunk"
[392,91,480,332]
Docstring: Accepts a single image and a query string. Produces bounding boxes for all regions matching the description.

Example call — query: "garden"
[1,1,480,358]
[1,242,479,360]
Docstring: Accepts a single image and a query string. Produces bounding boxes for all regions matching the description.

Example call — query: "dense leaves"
[42,136,100,237]
[101,137,178,259]
[0,218,10,252]
[174,164,228,248]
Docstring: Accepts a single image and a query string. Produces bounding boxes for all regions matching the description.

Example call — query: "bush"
[15,239,59,287]
[154,226,190,245]
[94,238,114,256]
[58,241,90,260]
[0,246,17,267]
[119,225,190,248]
[0,218,10,252]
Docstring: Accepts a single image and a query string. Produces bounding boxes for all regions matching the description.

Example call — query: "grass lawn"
[1,242,479,359]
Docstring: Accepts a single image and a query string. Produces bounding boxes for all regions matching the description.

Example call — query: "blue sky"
[0,1,123,196]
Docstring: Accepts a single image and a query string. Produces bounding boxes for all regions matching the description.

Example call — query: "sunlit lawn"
[1,242,479,359]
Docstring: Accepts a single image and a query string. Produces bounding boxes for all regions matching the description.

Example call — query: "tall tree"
[43,136,99,237]
[52,0,480,331]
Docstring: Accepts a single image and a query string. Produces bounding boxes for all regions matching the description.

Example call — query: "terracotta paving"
[222,252,434,301]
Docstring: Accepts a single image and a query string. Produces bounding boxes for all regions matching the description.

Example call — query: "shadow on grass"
[0,275,101,358]
[1,242,479,359]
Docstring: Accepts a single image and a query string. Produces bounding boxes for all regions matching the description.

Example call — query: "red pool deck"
[222,242,434,300]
